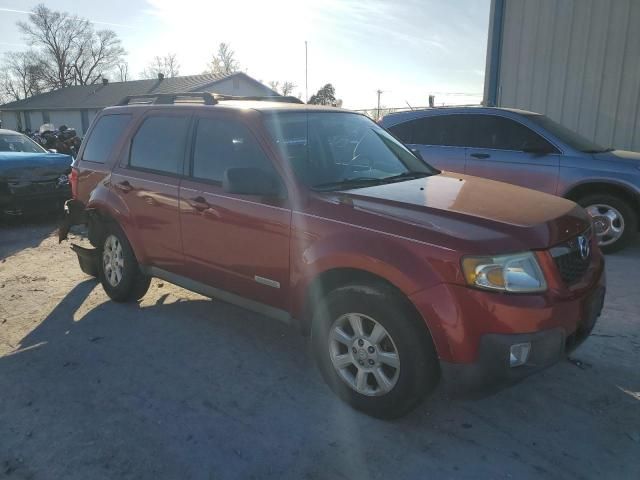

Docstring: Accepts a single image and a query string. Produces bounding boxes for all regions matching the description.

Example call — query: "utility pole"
[305,41,308,103]
[376,89,383,120]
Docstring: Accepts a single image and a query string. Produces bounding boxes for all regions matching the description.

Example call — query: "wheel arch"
[564,181,640,228]
[298,267,434,345]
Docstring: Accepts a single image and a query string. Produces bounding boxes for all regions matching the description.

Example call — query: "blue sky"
[0,0,490,108]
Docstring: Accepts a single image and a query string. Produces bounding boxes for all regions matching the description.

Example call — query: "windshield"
[0,133,47,154]
[523,114,609,153]
[264,112,436,190]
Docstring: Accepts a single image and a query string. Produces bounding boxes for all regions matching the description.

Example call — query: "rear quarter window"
[81,114,132,163]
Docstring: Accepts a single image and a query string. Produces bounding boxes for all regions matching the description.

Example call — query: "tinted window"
[192,117,275,182]
[464,114,557,152]
[82,114,131,163]
[130,116,189,174]
[411,115,466,147]
[388,121,414,144]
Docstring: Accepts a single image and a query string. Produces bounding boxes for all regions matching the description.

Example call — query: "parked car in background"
[380,107,640,252]
[0,128,72,217]
[60,93,605,418]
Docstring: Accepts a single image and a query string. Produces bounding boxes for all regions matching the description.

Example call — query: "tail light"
[70,167,79,199]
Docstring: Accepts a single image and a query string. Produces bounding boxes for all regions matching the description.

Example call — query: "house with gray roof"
[0,72,278,134]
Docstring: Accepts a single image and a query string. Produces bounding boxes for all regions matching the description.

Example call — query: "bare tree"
[206,43,240,76]
[71,29,125,85]
[0,51,44,102]
[16,4,124,89]
[116,62,129,82]
[141,53,180,79]
[268,80,280,92]
[281,81,296,96]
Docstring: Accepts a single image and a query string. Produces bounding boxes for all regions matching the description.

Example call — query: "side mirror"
[48,148,57,153]
[223,167,284,197]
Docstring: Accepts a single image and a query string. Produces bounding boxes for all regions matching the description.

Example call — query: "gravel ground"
[1,218,639,480]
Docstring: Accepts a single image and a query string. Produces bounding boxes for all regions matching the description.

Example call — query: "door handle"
[190,196,210,211]
[115,180,133,192]
[470,153,490,159]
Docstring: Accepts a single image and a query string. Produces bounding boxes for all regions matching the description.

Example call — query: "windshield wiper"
[312,177,386,191]
[380,171,432,183]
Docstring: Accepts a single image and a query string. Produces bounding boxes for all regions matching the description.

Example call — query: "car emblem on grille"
[57,174,69,186]
[577,235,590,260]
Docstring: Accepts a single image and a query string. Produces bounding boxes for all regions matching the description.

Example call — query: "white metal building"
[0,72,278,134]
[484,0,640,151]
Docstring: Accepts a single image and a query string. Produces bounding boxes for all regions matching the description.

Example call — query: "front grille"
[550,229,592,285]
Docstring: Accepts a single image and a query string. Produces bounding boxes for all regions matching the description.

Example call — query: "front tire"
[311,283,439,419]
[578,194,637,253]
[99,223,151,302]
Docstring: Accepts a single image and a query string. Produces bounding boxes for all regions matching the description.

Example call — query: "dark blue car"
[0,129,72,217]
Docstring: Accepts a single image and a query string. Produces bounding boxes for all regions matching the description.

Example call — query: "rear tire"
[99,223,151,302]
[577,194,637,253]
[311,283,439,419]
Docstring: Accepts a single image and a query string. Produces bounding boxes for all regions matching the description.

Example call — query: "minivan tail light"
[70,167,79,199]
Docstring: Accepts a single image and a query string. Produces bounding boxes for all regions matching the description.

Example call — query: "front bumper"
[441,285,604,395]
[410,260,606,396]
[0,189,70,216]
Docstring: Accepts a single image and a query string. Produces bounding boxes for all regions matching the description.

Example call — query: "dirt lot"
[1,218,639,480]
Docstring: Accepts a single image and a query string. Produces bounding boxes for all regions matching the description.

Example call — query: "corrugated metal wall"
[494,0,640,151]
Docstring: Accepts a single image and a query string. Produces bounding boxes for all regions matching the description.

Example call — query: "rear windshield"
[263,112,436,190]
[0,133,46,153]
[523,114,608,153]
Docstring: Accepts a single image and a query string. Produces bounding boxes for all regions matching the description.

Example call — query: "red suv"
[60,93,606,418]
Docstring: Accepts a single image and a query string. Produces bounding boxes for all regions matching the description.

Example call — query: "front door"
[179,112,291,310]
[462,114,560,195]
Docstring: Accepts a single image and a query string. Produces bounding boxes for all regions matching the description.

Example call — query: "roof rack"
[116,92,304,106]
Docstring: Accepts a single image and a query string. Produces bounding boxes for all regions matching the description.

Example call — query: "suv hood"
[335,173,589,253]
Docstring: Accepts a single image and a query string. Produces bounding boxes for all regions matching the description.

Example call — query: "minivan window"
[411,115,467,147]
[264,112,435,190]
[192,117,276,182]
[82,114,131,163]
[464,114,557,152]
[130,115,190,174]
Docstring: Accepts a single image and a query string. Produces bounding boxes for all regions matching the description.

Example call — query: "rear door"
[462,114,561,194]
[388,114,467,173]
[110,111,191,271]
[179,111,291,310]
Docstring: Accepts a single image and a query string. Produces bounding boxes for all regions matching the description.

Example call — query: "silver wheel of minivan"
[586,203,625,247]
[329,313,400,396]
[103,234,124,287]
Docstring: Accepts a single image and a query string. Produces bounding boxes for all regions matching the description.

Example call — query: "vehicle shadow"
[0,214,59,259]
[0,280,638,480]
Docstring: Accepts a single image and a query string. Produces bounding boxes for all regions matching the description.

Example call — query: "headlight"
[461,252,547,293]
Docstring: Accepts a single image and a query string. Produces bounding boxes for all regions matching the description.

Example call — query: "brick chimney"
[158,73,164,81]
[102,78,109,85]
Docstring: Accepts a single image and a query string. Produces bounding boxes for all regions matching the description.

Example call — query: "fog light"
[509,342,531,367]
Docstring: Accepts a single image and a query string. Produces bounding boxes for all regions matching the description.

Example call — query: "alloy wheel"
[103,234,124,287]
[586,204,625,247]
[328,313,400,396]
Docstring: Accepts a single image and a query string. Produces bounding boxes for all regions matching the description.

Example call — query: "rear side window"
[191,117,276,182]
[130,115,190,174]
[464,114,557,152]
[388,121,414,144]
[82,114,131,163]
[412,115,466,147]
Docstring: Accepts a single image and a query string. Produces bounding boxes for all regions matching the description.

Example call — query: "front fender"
[290,228,454,320]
